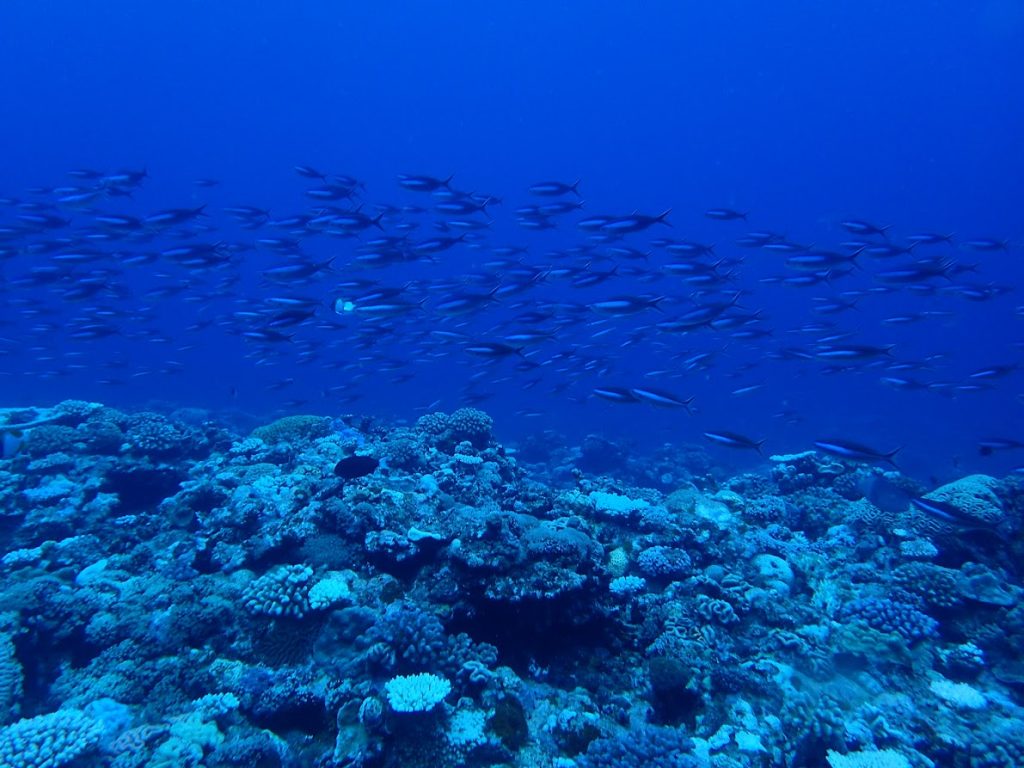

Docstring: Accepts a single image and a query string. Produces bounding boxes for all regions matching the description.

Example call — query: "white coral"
[826,749,910,768]
[385,673,451,713]
[589,491,649,517]
[308,572,352,610]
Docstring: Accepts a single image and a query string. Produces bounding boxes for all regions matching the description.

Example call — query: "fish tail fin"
[756,439,767,456]
[372,213,385,230]
[571,179,582,197]
[885,447,902,467]
[656,208,672,226]
[443,174,454,189]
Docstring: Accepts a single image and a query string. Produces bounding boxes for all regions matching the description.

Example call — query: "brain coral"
[250,415,332,445]
[923,474,1004,526]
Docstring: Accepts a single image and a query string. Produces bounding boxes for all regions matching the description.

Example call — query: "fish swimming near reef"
[977,438,1024,457]
[813,439,900,467]
[703,431,765,454]
[857,473,915,514]
[0,162,1016,472]
[335,454,380,480]
[909,496,1002,539]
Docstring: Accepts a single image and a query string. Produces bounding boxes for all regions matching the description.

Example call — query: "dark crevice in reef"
[449,597,622,675]
[248,689,332,736]
[100,466,186,514]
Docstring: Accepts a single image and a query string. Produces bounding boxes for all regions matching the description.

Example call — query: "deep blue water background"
[2,0,1022,482]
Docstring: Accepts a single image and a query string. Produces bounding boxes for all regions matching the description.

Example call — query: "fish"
[588,295,665,316]
[295,165,328,180]
[0,159,1015,475]
[241,330,294,344]
[665,240,715,256]
[703,431,765,454]
[813,344,894,363]
[261,258,335,283]
[840,220,890,237]
[977,438,1024,456]
[592,386,640,404]
[628,387,694,411]
[538,201,584,216]
[600,210,671,235]
[464,342,525,359]
[906,232,954,245]
[730,384,764,396]
[910,496,998,533]
[334,454,380,480]
[143,205,207,229]
[529,180,581,197]
[433,289,500,316]
[785,251,859,272]
[969,364,1017,380]
[813,439,900,466]
[704,208,748,221]
[963,238,1008,252]
[413,235,466,255]
[398,174,453,192]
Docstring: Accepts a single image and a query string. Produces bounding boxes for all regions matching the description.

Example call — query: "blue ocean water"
[2,0,1022,474]
[0,2,1022,767]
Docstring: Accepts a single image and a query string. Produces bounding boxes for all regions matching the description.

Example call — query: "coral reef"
[0,401,1021,767]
